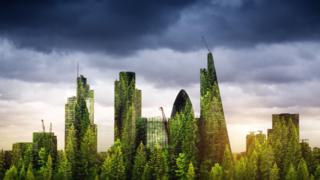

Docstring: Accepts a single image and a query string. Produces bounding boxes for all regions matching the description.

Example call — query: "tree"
[0,150,5,180]
[56,151,72,180]
[26,163,35,180]
[269,163,279,180]
[314,165,320,180]
[175,153,188,179]
[43,155,53,180]
[222,146,234,180]
[81,126,97,179]
[234,157,246,180]
[297,159,309,180]
[4,166,18,180]
[245,151,257,180]
[132,143,147,180]
[256,141,274,180]
[66,124,76,177]
[145,144,168,180]
[19,164,25,180]
[186,162,195,180]
[210,163,223,180]
[285,164,296,180]
[101,139,125,180]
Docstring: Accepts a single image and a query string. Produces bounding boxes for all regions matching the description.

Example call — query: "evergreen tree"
[0,150,5,180]
[43,155,53,180]
[101,139,125,180]
[25,163,35,180]
[209,163,223,180]
[222,145,234,180]
[132,143,147,180]
[175,153,188,179]
[19,164,25,180]
[269,163,279,180]
[4,166,18,180]
[66,124,76,177]
[81,126,97,179]
[314,165,320,180]
[186,162,195,180]
[285,164,297,180]
[245,151,257,180]
[145,144,168,180]
[234,157,246,180]
[297,159,309,180]
[256,141,274,180]
[57,151,72,180]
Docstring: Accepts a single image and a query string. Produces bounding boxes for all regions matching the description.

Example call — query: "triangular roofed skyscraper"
[199,52,231,178]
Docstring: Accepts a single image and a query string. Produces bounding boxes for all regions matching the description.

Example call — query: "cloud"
[1,0,320,54]
[0,0,196,54]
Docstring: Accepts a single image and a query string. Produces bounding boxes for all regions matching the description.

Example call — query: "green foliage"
[285,164,297,180]
[43,155,53,180]
[65,124,76,177]
[4,166,18,180]
[186,162,195,180]
[234,157,246,180]
[81,126,97,179]
[169,99,198,179]
[19,164,25,180]
[25,163,35,180]
[269,163,279,180]
[297,159,309,180]
[222,145,234,180]
[0,150,5,179]
[38,147,47,168]
[246,151,257,180]
[315,164,320,180]
[143,144,168,180]
[209,163,223,180]
[269,118,301,178]
[256,141,274,180]
[175,153,188,179]
[101,139,126,180]
[132,143,147,180]
[56,151,72,180]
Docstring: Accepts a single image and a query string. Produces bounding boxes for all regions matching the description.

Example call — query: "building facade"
[199,52,231,176]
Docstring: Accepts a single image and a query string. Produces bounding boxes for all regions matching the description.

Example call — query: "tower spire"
[201,36,211,53]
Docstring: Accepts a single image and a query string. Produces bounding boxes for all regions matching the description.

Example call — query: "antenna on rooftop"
[201,36,211,53]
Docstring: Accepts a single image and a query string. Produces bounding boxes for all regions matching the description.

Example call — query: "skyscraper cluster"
[2,52,319,180]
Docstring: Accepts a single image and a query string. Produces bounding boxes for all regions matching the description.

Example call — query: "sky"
[0,0,320,152]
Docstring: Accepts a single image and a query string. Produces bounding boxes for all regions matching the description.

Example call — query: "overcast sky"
[0,0,320,152]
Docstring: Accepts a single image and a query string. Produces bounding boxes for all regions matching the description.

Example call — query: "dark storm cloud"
[1,0,320,53]
[160,0,320,50]
[0,0,196,54]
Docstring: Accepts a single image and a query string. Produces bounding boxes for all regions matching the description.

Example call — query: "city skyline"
[0,50,319,153]
[1,0,320,153]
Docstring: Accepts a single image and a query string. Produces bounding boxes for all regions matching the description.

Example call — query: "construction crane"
[41,119,45,132]
[159,107,170,144]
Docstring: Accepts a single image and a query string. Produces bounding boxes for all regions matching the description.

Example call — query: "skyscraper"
[199,52,231,177]
[65,75,97,151]
[114,71,142,175]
